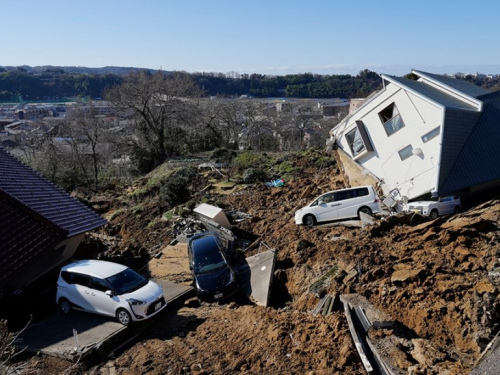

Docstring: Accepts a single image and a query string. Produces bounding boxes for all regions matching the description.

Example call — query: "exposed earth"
[15,151,500,374]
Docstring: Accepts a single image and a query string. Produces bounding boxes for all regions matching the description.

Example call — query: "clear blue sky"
[2,0,499,76]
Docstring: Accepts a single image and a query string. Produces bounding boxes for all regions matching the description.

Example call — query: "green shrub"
[210,148,237,163]
[276,160,295,175]
[160,176,190,207]
[314,156,336,168]
[242,168,268,183]
[186,200,196,210]
[234,152,265,170]
[178,208,190,218]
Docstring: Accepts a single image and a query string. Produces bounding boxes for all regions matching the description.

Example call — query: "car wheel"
[453,206,460,214]
[358,207,372,218]
[116,308,132,326]
[59,298,71,314]
[303,214,316,227]
[429,210,439,220]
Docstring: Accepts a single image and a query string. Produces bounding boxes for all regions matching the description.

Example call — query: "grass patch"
[106,208,126,221]
[132,205,144,214]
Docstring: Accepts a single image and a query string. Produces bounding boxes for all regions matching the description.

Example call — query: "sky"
[1,0,500,77]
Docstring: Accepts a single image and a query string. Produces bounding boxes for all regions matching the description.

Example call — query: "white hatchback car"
[56,260,167,325]
[295,185,381,226]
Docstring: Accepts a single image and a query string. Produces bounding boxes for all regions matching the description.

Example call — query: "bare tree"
[105,71,201,172]
[274,101,318,150]
[63,101,108,191]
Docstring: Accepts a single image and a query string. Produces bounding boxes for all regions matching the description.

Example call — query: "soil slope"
[20,152,500,374]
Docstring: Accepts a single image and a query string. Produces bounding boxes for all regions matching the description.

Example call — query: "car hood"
[121,280,163,301]
[407,201,434,207]
[196,266,233,292]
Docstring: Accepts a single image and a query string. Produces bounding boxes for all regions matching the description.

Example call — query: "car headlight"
[226,272,235,286]
[195,280,208,293]
[126,298,147,305]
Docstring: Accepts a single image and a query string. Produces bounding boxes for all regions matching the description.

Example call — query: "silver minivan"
[295,185,381,226]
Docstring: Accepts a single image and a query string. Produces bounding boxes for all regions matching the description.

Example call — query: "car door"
[86,277,116,317]
[314,192,340,222]
[68,273,94,312]
[335,189,357,220]
[439,196,454,214]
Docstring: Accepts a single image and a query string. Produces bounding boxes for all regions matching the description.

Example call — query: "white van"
[295,185,381,226]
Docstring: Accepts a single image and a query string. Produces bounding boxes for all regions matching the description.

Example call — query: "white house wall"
[334,83,445,200]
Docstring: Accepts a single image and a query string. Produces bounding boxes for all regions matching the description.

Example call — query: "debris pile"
[18,152,500,374]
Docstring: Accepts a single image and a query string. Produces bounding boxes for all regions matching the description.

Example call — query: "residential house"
[0,148,107,294]
[329,70,500,205]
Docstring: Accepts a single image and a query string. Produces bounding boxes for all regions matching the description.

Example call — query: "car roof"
[61,260,128,278]
[190,234,221,256]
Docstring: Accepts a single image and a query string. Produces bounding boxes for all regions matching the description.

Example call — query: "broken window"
[421,127,440,143]
[379,103,405,136]
[398,145,413,161]
[345,121,373,157]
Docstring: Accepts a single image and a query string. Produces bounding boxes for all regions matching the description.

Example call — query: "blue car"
[187,232,238,302]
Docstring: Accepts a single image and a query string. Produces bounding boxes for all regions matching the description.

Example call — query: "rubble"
[18,152,500,374]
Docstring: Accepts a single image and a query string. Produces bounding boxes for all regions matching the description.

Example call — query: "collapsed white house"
[329,69,500,208]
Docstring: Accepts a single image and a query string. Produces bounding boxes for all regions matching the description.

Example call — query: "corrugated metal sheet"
[439,92,500,195]
[438,108,482,192]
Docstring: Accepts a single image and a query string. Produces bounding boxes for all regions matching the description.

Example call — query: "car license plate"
[214,293,223,299]
[155,301,162,311]
[411,209,420,214]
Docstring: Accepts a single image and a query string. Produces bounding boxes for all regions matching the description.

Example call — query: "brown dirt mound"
[21,152,500,374]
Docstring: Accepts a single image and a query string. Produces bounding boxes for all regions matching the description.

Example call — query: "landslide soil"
[20,152,500,374]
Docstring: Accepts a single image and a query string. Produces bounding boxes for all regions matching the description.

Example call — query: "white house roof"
[412,70,490,99]
[382,74,478,111]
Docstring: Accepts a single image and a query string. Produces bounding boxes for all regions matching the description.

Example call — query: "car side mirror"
[106,290,115,297]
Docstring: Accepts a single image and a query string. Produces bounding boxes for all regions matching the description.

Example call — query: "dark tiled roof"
[413,70,490,99]
[439,91,500,195]
[384,75,477,111]
[0,195,63,289]
[0,148,107,237]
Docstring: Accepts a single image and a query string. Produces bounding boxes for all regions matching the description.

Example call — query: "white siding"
[333,83,445,200]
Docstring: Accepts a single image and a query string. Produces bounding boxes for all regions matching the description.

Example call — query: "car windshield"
[106,268,148,295]
[192,236,228,275]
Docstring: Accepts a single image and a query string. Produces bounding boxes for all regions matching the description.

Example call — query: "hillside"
[17,150,500,374]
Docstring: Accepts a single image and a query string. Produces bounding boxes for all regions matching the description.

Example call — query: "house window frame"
[421,127,440,143]
[379,103,405,137]
[344,120,373,158]
[398,145,413,161]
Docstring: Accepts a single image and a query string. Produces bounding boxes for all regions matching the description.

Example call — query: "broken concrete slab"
[19,281,193,361]
[146,243,191,281]
[341,294,407,374]
[316,220,362,228]
[342,299,374,374]
[194,203,232,229]
[235,249,276,307]
[359,212,376,228]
